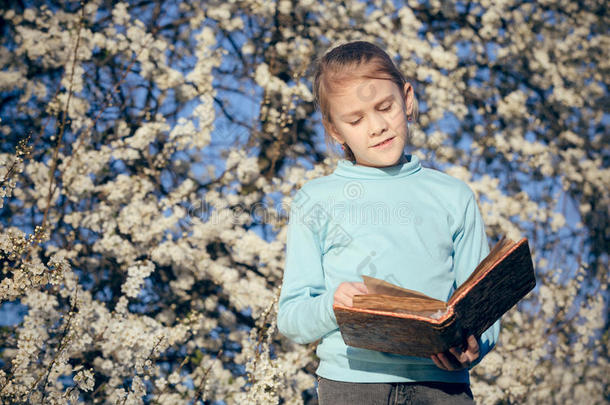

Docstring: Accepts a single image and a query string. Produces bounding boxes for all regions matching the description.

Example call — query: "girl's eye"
[348,105,391,125]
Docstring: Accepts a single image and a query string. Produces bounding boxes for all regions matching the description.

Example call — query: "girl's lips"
[372,137,395,148]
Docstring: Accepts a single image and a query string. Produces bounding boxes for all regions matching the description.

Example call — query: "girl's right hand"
[333,282,369,307]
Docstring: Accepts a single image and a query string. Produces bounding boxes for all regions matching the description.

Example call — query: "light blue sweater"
[277,154,500,383]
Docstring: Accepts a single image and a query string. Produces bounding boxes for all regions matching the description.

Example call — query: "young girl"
[277,41,500,405]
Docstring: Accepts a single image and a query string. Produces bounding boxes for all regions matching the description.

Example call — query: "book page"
[362,276,439,300]
[352,294,448,317]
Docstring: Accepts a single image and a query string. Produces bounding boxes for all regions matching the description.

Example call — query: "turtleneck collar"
[333,154,422,180]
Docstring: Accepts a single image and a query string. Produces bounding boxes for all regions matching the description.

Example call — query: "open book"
[333,237,536,357]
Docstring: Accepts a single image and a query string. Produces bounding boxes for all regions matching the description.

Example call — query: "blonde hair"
[312,41,418,162]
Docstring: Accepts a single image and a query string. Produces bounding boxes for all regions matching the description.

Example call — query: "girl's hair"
[312,41,418,162]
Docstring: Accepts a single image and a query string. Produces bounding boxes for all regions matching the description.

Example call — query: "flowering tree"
[0,0,608,404]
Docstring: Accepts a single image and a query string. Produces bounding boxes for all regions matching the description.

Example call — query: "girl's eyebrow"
[340,95,395,118]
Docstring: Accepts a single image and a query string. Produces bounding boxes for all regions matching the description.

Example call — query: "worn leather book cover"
[333,237,536,357]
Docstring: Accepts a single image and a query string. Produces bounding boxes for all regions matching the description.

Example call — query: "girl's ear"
[323,118,345,144]
[402,82,414,117]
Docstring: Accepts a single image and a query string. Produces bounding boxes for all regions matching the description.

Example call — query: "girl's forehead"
[327,78,401,118]
[327,77,398,99]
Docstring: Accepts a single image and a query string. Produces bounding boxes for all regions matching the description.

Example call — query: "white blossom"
[0,1,607,404]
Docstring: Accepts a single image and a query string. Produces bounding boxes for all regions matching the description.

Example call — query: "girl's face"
[324,77,414,168]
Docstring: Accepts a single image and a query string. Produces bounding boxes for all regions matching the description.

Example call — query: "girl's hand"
[431,335,480,371]
[333,282,369,307]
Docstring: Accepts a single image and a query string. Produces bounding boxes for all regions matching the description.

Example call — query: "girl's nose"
[368,112,388,136]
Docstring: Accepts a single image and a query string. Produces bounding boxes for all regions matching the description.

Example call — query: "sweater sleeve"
[452,191,501,369]
[277,189,339,344]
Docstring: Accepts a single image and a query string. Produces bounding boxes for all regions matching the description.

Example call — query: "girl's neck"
[334,154,421,180]
[354,153,409,168]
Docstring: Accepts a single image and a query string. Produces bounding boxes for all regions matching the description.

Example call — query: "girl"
[277,41,500,405]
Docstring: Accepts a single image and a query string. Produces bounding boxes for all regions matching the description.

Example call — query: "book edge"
[333,303,456,326]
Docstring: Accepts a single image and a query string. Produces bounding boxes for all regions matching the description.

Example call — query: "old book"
[333,237,536,357]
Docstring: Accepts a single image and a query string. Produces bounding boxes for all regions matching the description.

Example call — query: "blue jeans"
[317,376,475,405]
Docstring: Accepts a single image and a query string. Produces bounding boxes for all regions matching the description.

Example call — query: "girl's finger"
[436,353,454,370]
[348,285,365,296]
[342,292,356,307]
[431,354,446,370]
[353,282,369,294]
[467,335,480,356]
[449,347,465,363]
[451,347,473,368]
[334,291,353,307]
[465,336,480,364]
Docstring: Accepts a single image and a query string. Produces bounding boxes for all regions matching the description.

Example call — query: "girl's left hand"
[431,335,479,371]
